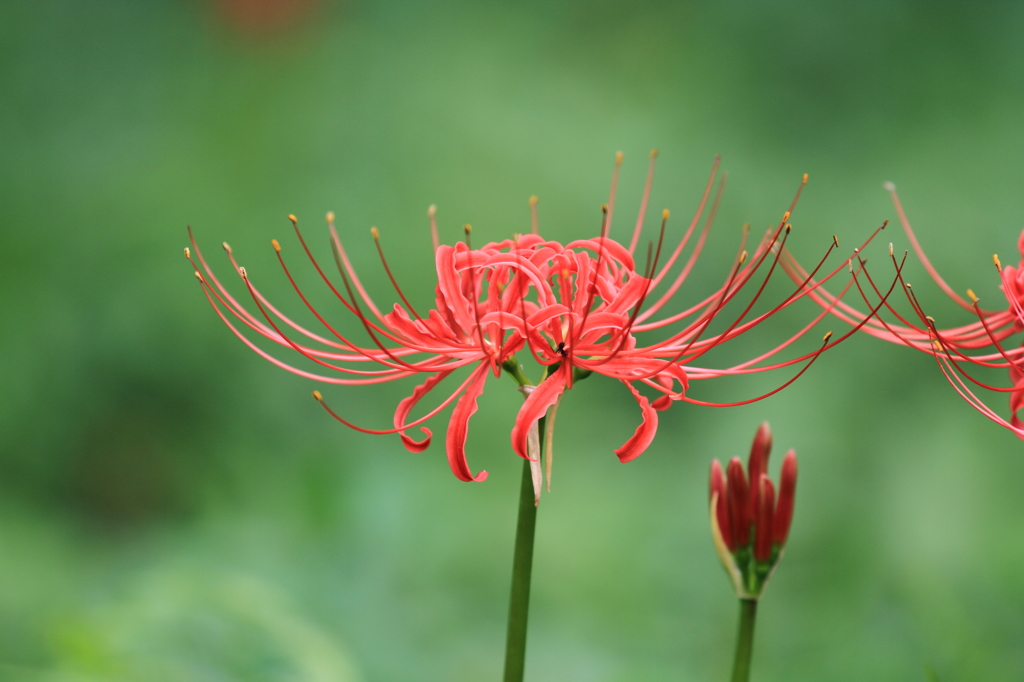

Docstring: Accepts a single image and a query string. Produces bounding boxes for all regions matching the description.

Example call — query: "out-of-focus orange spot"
[216,0,319,33]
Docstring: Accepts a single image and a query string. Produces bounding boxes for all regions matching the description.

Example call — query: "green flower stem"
[503,415,545,682]
[731,598,758,682]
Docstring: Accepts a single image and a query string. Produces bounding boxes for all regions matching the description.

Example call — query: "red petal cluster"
[710,423,796,561]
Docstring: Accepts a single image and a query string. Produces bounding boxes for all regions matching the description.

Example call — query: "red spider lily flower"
[186,152,893,490]
[709,422,797,599]
[508,155,897,476]
[778,181,1024,438]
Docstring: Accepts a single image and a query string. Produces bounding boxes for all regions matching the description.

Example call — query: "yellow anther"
[428,204,437,217]
[271,239,281,252]
[802,173,809,184]
[832,235,839,248]
[325,212,334,224]
[288,214,298,223]
[781,211,790,223]
[239,266,248,278]
[194,271,204,282]
[529,195,538,207]
[312,390,323,401]
[615,151,623,164]
[925,315,935,324]
[822,331,833,343]
[662,209,670,221]
[785,223,792,233]
[464,224,472,235]
[889,243,894,257]
[184,247,191,258]
[650,148,659,158]
[994,254,1002,271]
[739,250,748,264]
[222,242,232,254]
[371,226,380,240]
[967,289,979,304]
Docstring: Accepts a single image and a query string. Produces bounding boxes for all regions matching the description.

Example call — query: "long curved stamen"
[428,204,440,252]
[682,253,884,377]
[287,215,417,344]
[329,232,430,372]
[656,230,844,363]
[192,269,448,383]
[921,315,1020,392]
[240,267,434,377]
[885,181,984,314]
[663,221,794,370]
[187,241,423,369]
[372,226,423,321]
[311,366,487,434]
[859,251,1011,360]
[328,214,386,323]
[648,169,727,294]
[679,331,834,407]
[627,149,659,254]
[269,241,431,368]
[652,245,753,369]
[605,151,624,237]
[681,250,903,396]
[590,209,669,367]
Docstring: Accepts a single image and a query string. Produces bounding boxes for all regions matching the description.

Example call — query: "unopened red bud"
[773,449,798,545]
[754,475,776,562]
[747,422,772,506]
[710,459,734,550]
[727,457,751,547]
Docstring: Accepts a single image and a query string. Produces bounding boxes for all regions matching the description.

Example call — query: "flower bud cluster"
[709,422,796,599]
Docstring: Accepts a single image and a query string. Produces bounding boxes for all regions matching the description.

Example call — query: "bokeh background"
[4,1,1024,680]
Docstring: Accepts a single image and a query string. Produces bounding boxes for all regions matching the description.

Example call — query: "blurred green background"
[4,1,1024,680]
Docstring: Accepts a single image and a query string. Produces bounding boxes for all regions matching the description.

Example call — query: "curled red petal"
[613,381,659,463]
[444,365,490,482]
[394,370,452,452]
[511,364,569,460]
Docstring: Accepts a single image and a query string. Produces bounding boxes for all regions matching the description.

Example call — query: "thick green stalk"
[502,416,545,682]
[730,598,758,682]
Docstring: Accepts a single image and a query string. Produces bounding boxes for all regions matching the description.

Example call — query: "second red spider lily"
[777,182,1024,437]
[186,152,898,492]
[709,422,797,599]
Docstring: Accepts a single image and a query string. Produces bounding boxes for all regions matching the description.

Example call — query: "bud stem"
[731,598,758,682]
